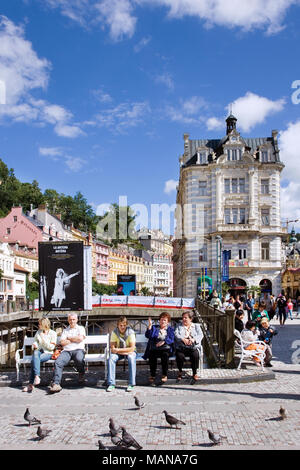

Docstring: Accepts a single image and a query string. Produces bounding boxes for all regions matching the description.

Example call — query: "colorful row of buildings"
[0,206,174,312]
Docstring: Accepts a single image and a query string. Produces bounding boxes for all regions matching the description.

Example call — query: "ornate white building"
[175,114,286,298]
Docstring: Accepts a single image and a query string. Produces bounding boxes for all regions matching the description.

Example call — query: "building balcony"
[216,223,259,233]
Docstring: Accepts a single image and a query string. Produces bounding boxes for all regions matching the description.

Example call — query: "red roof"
[14,263,30,273]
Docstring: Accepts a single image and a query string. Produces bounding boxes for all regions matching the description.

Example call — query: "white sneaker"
[34,376,41,386]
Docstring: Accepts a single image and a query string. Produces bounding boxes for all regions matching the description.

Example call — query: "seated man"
[106,316,136,392]
[49,313,86,393]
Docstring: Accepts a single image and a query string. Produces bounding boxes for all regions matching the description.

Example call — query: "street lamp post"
[215,235,223,297]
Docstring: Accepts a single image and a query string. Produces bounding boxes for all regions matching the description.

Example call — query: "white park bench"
[15,334,110,382]
[134,333,203,376]
[234,329,266,370]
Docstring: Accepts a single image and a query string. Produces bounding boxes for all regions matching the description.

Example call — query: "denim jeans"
[53,349,85,385]
[30,350,53,384]
[107,352,136,386]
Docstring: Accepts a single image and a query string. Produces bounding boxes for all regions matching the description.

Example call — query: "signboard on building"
[117,274,136,296]
[222,250,230,281]
[38,241,84,311]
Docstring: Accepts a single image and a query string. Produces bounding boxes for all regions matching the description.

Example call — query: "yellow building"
[108,250,128,285]
[127,255,145,293]
[282,268,300,299]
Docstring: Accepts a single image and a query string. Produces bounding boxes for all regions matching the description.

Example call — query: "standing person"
[22,318,57,392]
[50,268,80,308]
[287,298,294,320]
[269,295,276,320]
[106,316,136,392]
[276,293,287,327]
[143,312,174,384]
[174,311,203,384]
[234,295,243,311]
[244,293,255,321]
[49,313,86,393]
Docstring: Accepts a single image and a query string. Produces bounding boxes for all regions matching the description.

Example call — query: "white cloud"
[279,120,300,183]
[39,146,86,172]
[95,100,150,132]
[230,92,285,132]
[155,72,174,90]
[134,35,151,52]
[39,146,64,157]
[93,87,113,104]
[164,95,207,126]
[144,0,299,35]
[0,16,84,138]
[164,179,178,194]
[277,120,300,230]
[95,0,137,41]
[41,0,300,41]
[206,116,223,131]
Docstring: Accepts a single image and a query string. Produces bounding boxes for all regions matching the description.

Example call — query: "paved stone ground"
[0,316,299,451]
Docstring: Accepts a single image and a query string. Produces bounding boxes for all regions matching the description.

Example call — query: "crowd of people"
[23,311,204,394]
[207,288,300,368]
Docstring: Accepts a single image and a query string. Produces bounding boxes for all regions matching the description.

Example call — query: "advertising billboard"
[39,241,84,311]
[117,274,136,296]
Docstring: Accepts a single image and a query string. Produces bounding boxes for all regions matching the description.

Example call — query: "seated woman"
[23,317,57,392]
[174,311,203,384]
[234,310,245,333]
[143,312,174,384]
[241,320,272,367]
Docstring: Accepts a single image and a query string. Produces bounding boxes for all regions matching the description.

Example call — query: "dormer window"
[261,150,269,162]
[197,151,207,164]
[227,148,242,161]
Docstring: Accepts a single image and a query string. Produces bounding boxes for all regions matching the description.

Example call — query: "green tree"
[16,180,44,212]
[96,203,138,247]
[0,159,21,217]
[26,271,39,302]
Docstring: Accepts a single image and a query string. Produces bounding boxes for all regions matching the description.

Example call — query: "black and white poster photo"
[39,241,84,311]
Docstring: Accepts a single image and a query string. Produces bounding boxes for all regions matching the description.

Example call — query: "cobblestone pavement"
[0,317,299,451]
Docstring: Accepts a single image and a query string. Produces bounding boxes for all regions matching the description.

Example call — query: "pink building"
[95,240,109,284]
[0,207,44,250]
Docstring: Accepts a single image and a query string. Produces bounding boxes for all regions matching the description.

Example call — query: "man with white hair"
[49,313,86,393]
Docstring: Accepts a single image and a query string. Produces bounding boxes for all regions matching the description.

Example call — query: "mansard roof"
[183,132,281,168]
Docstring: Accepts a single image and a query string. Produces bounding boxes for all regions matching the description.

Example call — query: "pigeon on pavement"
[134,395,145,409]
[162,410,186,429]
[110,431,122,446]
[279,406,287,420]
[109,417,121,436]
[97,440,109,450]
[120,427,143,450]
[37,426,52,440]
[24,408,41,426]
[207,430,224,446]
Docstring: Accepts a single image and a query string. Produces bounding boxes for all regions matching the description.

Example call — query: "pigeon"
[120,427,143,450]
[37,426,52,440]
[279,406,287,420]
[110,431,122,446]
[109,417,121,436]
[24,408,41,426]
[97,440,109,450]
[162,410,186,429]
[207,430,225,446]
[134,395,145,409]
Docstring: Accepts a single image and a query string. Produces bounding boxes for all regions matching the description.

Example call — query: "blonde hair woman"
[23,317,57,392]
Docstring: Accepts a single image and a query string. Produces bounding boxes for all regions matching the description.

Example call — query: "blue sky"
[0,0,300,233]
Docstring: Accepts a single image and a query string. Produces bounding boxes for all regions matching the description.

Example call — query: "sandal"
[22,384,34,392]
[176,373,182,383]
[148,377,155,384]
[161,376,168,383]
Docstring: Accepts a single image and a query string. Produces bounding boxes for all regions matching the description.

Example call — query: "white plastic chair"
[234,329,267,370]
